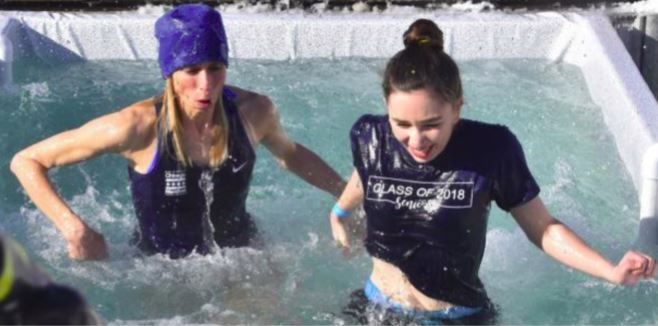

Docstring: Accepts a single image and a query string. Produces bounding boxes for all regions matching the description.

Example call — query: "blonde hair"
[157,78,229,168]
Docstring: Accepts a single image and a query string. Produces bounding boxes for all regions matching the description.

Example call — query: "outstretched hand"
[65,223,109,261]
[609,250,656,285]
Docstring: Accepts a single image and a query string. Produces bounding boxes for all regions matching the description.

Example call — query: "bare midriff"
[370,257,455,311]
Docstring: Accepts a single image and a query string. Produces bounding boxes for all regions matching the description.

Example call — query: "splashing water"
[198,169,219,254]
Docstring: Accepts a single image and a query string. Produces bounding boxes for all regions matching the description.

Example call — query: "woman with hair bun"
[11,4,345,260]
[329,19,655,324]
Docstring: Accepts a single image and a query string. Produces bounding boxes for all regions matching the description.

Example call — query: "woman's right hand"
[329,214,351,257]
[10,103,148,261]
[328,169,365,258]
[64,222,109,260]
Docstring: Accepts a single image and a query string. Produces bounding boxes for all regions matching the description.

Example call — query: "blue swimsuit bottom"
[364,279,482,321]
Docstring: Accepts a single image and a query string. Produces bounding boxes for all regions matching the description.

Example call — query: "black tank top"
[128,89,256,258]
[351,114,540,307]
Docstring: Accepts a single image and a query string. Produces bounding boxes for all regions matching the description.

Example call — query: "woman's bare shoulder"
[228,86,276,129]
[88,97,159,153]
[109,97,159,137]
[230,86,274,114]
[122,97,158,124]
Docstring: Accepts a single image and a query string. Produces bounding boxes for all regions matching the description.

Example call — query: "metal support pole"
[642,15,658,102]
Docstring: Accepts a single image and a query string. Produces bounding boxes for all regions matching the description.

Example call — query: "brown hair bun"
[402,19,444,51]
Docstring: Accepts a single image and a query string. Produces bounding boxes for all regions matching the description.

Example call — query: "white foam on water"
[604,0,658,15]
[134,4,168,16]
[22,81,50,99]
[133,0,658,15]
[446,0,496,12]
[215,0,658,15]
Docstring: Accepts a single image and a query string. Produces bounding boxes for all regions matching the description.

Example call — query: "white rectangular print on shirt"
[365,175,474,212]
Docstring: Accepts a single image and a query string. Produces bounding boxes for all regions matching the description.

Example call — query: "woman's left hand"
[609,251,656,285]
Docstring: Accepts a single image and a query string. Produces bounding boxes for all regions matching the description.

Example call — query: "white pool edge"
[563,14,658,193]
[1,10,657,192]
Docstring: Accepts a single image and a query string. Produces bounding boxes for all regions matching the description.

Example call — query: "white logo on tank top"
[165,170,187,196]
[232,162,248,173]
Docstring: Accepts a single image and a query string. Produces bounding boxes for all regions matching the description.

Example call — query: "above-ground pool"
[1,9,658,325]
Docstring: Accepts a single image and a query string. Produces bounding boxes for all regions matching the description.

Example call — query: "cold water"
[0,57,655,324]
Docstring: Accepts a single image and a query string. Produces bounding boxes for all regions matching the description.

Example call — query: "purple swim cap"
[155,4,229,78]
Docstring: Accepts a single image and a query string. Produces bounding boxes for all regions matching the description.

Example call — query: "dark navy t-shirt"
[128,90,256,258]
[351,114,540,307]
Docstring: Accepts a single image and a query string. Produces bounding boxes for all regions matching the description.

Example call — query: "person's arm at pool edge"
[10,100,153,260]
[512,196,656,285]
[234,87,345,197]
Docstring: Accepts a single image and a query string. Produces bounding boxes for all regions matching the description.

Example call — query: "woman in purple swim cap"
[10,4,345,260]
